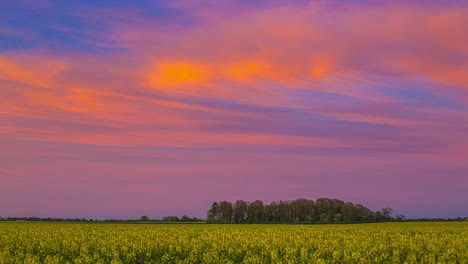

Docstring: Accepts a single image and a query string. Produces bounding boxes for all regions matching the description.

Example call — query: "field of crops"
[0,222,466,263]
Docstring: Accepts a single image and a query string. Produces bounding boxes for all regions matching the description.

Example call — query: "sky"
[0,0,467,220]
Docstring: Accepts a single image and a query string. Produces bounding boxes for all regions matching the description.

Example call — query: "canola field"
[0,222,467,264]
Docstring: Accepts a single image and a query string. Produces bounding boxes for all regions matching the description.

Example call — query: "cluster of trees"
[207,198,401,224]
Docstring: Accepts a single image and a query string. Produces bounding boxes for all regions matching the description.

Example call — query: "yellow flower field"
[0,222,466,263]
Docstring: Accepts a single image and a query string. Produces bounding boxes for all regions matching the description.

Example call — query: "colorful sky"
[1,0,467,219]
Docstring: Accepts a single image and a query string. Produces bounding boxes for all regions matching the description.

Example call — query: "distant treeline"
[207,198,403,224]
[138,215,203,222]
[404,217,467,222]
[2,202,466,223]
[0,217,100,222]
[0,215,204,223]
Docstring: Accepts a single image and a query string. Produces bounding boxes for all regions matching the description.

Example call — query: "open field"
[0,222,467,263]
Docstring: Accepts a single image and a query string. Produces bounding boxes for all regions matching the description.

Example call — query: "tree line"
[206,198,404,224]
[0,216,204,223]
[139,215,203,222]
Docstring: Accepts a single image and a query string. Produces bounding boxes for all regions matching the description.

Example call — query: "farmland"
[0,222,466,263]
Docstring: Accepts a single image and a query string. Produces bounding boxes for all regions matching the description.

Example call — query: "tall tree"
[219,201,233,224]
[233,200,248,224]
[382,207,393,220]
[247,200,264,224]
[207,202,220,223]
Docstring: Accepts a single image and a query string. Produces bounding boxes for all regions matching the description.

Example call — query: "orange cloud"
[226,60,274,82]
[311,57,334,77]
[146,62,212,88]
